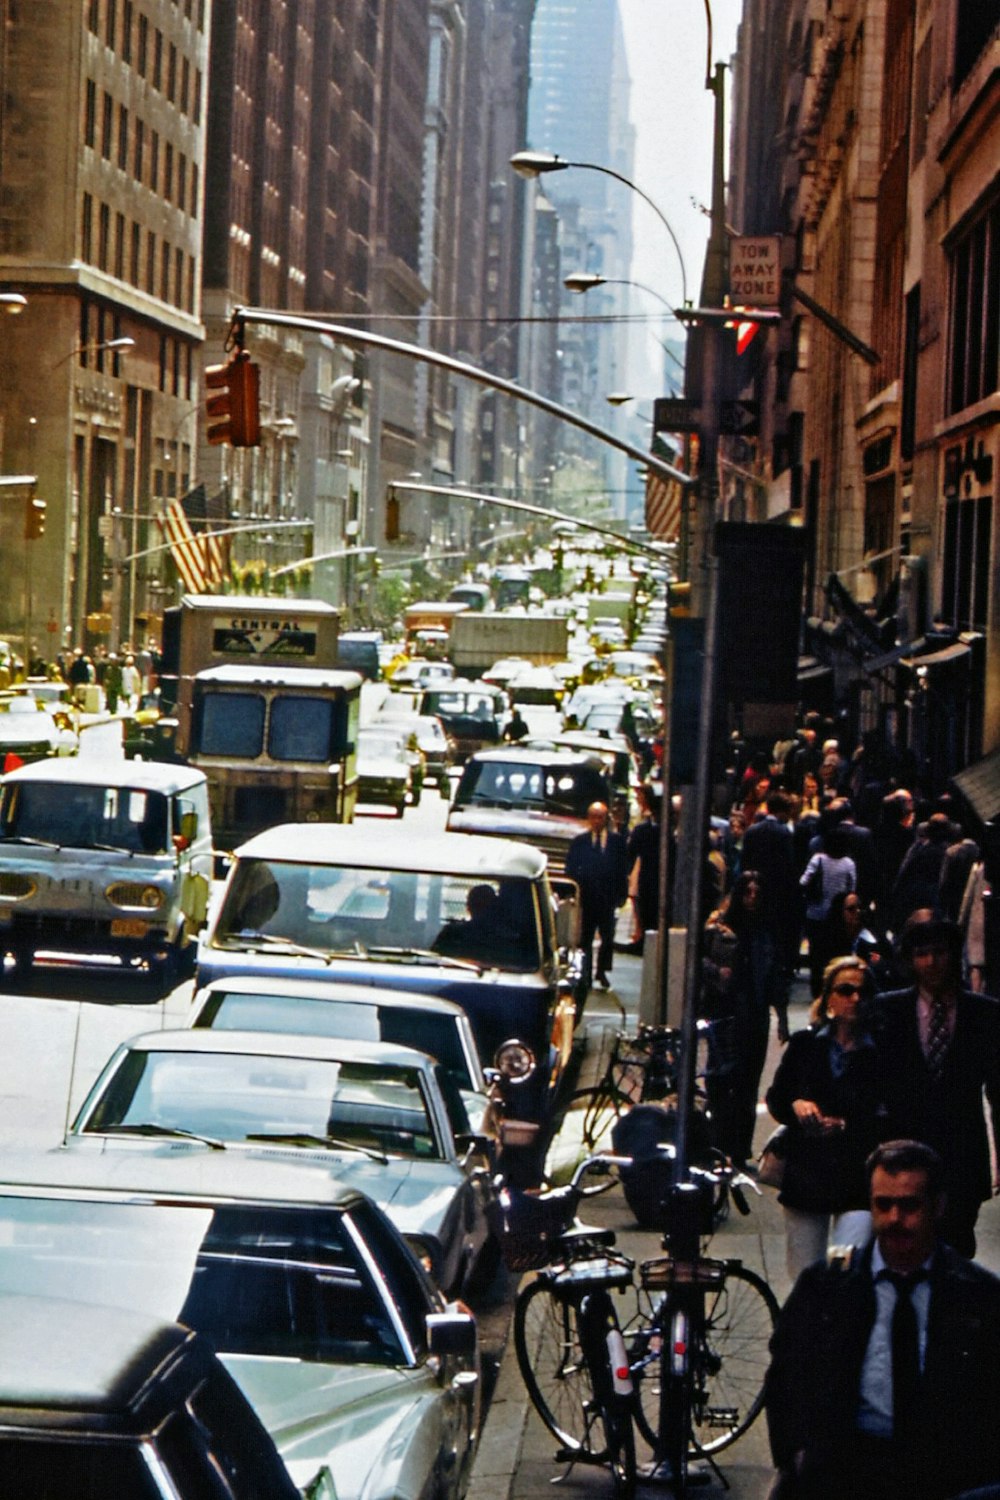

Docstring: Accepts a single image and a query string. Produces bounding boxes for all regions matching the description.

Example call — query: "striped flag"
[181,483,230,587]
[645,469,683,541]
[158,487,229,592]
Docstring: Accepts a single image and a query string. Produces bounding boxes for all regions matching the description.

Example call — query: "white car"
[65,1029,497,1298]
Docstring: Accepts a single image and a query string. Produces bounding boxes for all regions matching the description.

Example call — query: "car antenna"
[61,1000,84,1146]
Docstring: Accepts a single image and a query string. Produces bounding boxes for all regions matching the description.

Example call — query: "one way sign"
[719,399,759,436]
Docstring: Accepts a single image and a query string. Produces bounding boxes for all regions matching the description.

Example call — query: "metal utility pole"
[669,61,729,1230]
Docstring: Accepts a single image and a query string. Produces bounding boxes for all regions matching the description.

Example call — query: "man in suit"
[742,788,798,1034]
[877,909,1000,1256]
[566,801,629,989]
[765,1140,1000,1500]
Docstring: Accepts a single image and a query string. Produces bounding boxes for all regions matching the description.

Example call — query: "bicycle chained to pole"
[493,1144,778,1496]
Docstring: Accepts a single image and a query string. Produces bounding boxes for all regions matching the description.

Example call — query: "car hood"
[227,1355,440,1500]
[357,755,409,778]
[447,805,585,843]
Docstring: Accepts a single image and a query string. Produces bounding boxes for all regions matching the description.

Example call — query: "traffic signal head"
[205,351,261,447]
[24,496,46,541]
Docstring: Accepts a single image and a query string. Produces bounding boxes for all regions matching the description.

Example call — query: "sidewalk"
[468,949,1000,1499]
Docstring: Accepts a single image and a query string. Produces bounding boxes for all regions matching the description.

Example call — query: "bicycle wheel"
[564,1085,632,1156]
[629,1267,778,1458]
[602,1392,637,1500]
[514,1278,605,1457]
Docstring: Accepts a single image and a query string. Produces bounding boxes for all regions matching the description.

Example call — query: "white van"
[0,759,213,985]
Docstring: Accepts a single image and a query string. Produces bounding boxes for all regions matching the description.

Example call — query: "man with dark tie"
[565,800,629,990]
[877,909,1000,1256]
[765,1140,1000,1500]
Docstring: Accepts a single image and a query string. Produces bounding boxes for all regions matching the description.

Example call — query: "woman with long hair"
[764,956,886,1279]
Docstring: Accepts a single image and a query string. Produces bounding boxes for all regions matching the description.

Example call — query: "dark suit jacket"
[566,829,629,914]
[742,814,799,957]
[876,986,1000,1203]
[765,1240,1000,1500]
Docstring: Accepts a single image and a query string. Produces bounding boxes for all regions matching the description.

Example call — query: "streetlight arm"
[565,161,688,306]
[231,307,693,488]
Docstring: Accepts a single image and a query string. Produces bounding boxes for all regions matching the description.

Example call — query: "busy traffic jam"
[0,539,676,1498]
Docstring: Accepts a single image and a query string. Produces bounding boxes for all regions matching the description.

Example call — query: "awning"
[864,636,927,674]
[952,747,1000,828]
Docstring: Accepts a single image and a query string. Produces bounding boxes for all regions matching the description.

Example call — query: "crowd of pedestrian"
[710,717,1000,1498]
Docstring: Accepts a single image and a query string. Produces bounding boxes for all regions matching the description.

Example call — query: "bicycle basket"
[488,1187,574,1271]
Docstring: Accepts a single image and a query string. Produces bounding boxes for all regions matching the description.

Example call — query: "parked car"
[66,1028,497,1297]
[355,724,415,816]
[196,825,580,1183]
[0,1161,479,1500]
[447,747,611,873]
[188,974,495,1139]
[0,1291,300,1500]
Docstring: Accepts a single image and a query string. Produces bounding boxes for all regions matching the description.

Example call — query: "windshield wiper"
[221,931,355,963]
[244,1131,388,1163]
[0,834,59,848]
[365,945,484,973]
[96,1123,226,1150]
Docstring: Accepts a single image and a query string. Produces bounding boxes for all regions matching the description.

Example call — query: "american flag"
[159,485,229,592]
[645,469,683,541]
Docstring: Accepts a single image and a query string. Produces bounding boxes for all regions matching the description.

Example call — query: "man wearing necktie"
[765,1140,1000,1500]
[565,801,629,991]
[876,910,1000,1256]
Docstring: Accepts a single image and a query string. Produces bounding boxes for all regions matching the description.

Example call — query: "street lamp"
[510,150,689,307]
[52,335,135,369]
[0,293,27,315]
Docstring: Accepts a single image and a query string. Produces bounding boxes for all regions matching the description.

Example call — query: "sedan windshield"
[213,858,543,971]
[82,1050,445,1159]
[454,759,608,818]
[0,781,170,853]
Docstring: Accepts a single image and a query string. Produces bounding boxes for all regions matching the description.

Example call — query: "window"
[949,198,1000,414]
[101,91,113,159]
[117,105,128,169]
[105,0,116,48]
[146,230,155,294]
[81,194,93,261]
[164,141,173,200]
[153,27,163,89]
[130,221,140,283]
[122,0,132,63]
[98,202,110,270]
[134,118,144,180]
[167,42,177,101]
[941,491,991,632]
[150,130,159,191]
[88,0,99,34]
[177,154,187,211]
[137,12,148,74]
[114,212,125,278]
[160,241,170,300]
[84,80,97,147]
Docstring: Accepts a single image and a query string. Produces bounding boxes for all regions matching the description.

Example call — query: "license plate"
[110,918,149,939]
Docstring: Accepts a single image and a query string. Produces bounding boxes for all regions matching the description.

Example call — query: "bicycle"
[622,1152,779,1492]
[494,1153,639,1499]
[563,1023,682,1152]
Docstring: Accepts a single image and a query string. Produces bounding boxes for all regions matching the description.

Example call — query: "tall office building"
[0,0,209,653]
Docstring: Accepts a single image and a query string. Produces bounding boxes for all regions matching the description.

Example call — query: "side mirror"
[427,1309,477,1359]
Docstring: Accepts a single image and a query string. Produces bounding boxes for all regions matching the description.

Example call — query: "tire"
[603,1397,637,1500]
[514,1279,605,1457]
[629,1266,778,1459]
[580,1292,637,1500]
[393,799,405,818]
[564,1085,632,1156]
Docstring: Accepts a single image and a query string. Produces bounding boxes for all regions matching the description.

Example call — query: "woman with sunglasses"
[765,956,887,1279]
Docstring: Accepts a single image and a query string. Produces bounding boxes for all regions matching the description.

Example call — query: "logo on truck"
[211,619,318,658]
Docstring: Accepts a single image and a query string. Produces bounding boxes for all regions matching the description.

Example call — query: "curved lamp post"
[511,149,689,308]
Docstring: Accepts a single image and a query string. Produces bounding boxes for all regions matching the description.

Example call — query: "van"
[335,629,383,679]
[0,758,213,985]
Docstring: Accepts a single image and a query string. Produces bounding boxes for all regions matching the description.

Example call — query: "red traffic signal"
[24,496,46,541]
[205,351,261,448]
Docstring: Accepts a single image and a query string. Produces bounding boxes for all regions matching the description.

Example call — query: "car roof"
[194,975,471,1019]
[115,1028,438,1071]
[232,823,547,877]
[464,747,606,769]
[0,1292,193,1415]
[1,758,206,793]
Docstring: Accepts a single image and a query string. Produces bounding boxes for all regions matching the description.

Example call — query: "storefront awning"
[899,641,970,671]
[952,747,1000,828]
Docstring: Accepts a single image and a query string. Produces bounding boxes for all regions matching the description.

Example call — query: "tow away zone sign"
[729,236,781,306]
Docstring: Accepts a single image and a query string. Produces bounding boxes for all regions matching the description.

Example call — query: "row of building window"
[88,0,206,65]
[84,82,200,218]
[81,193,197,315]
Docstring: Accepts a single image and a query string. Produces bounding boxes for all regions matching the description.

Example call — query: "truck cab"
[188,664,361,850]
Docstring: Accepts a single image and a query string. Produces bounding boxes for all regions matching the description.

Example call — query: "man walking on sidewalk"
[566,801,628,990]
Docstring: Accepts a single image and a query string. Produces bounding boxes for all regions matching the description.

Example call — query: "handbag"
[757,1124,789,1189]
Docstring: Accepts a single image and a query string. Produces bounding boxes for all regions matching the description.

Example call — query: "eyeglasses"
[832,982,864,997]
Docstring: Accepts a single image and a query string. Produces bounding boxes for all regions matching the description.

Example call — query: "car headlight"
[493,1038,537,1083]
[106,881,164,911]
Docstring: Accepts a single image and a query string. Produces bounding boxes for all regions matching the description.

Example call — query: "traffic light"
[24,496,46,541]
[205,350,261,447]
